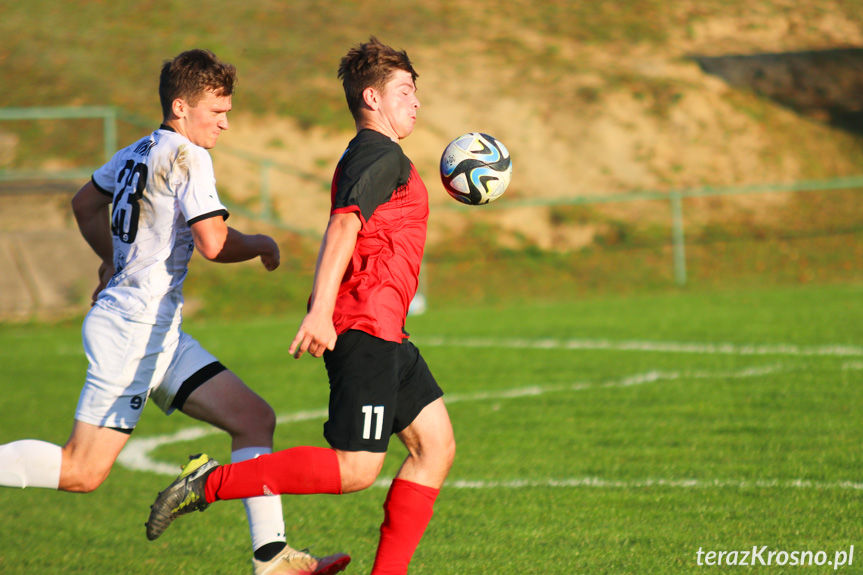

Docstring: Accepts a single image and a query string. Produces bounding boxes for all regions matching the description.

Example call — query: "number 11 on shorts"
[362,405,385,440]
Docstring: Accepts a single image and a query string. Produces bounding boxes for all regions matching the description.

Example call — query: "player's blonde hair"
[159,49,236,120]
[338,37,418,120]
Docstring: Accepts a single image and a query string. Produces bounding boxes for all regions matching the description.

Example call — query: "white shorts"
[75,304,220,430]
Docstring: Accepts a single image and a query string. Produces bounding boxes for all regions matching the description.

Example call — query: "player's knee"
[336,451,385,493]
[344,462,383,492]
[60,467,109,493]
[425,430,456,462]
[228,398,276,440]
[345,471,378,492]
[252,401,277,436]
[442,435,456,470]
[76,474,107,493]
[426,434,455,476]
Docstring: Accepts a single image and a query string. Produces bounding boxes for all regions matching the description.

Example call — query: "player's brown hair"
[159,49,237,120]
[338,37,418,120]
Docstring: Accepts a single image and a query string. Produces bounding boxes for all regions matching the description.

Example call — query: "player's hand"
[289,312,337,359]
[91,261,115,305]
[259,235,280,271]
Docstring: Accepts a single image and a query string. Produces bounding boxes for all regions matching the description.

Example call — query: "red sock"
[204,446,342,503]
[371,479,440,575]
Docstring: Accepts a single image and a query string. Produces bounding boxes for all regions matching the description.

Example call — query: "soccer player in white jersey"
[0,49,349,575]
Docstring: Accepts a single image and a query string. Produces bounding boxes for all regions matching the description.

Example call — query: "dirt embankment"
[213,9,863,251]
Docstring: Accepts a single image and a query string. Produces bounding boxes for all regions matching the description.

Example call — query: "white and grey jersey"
[91,126,228,324]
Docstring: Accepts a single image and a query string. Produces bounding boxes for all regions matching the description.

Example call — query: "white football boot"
[252,545,350,575]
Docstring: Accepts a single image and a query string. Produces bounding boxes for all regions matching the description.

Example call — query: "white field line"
[414,336,863,357]
[118,409,327,476]
[118,362,861,486]
[376,477,863,491]
[119,367,719,475]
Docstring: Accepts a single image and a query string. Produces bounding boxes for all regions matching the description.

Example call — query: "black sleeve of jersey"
[187,209,230,226]
[91,176,113,198]
[334,142,411,222]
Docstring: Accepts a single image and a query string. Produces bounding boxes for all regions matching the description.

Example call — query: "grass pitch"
[0,283,861,574]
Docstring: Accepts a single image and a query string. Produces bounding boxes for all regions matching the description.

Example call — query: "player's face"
[379,69,420,140]
[183,90,232,149]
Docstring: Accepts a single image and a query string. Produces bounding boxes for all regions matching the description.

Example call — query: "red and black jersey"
[328,129,428,343]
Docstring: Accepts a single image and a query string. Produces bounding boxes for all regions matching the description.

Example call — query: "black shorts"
[322,330,444,453]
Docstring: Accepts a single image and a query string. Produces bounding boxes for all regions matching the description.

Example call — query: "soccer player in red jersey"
[147,38,456,575]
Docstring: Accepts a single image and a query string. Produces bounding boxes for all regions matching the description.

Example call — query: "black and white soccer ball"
[440,133,512,205]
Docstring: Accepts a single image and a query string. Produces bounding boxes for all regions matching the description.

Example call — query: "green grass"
[1,283,861,574]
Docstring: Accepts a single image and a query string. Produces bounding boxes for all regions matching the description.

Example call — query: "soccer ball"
[440,133,512,205]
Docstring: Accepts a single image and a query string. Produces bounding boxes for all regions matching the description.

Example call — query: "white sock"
[0,440,62,489]
[232,447,287,552]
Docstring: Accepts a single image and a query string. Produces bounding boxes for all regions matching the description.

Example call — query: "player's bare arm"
[71,181,116,303]
[72,181,113,263]
[289,212,361,359]
[190,216,280,270]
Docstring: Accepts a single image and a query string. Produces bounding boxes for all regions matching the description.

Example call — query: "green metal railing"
[0,106,117,182]
[2,106,861,287]
[465,175,863,286]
